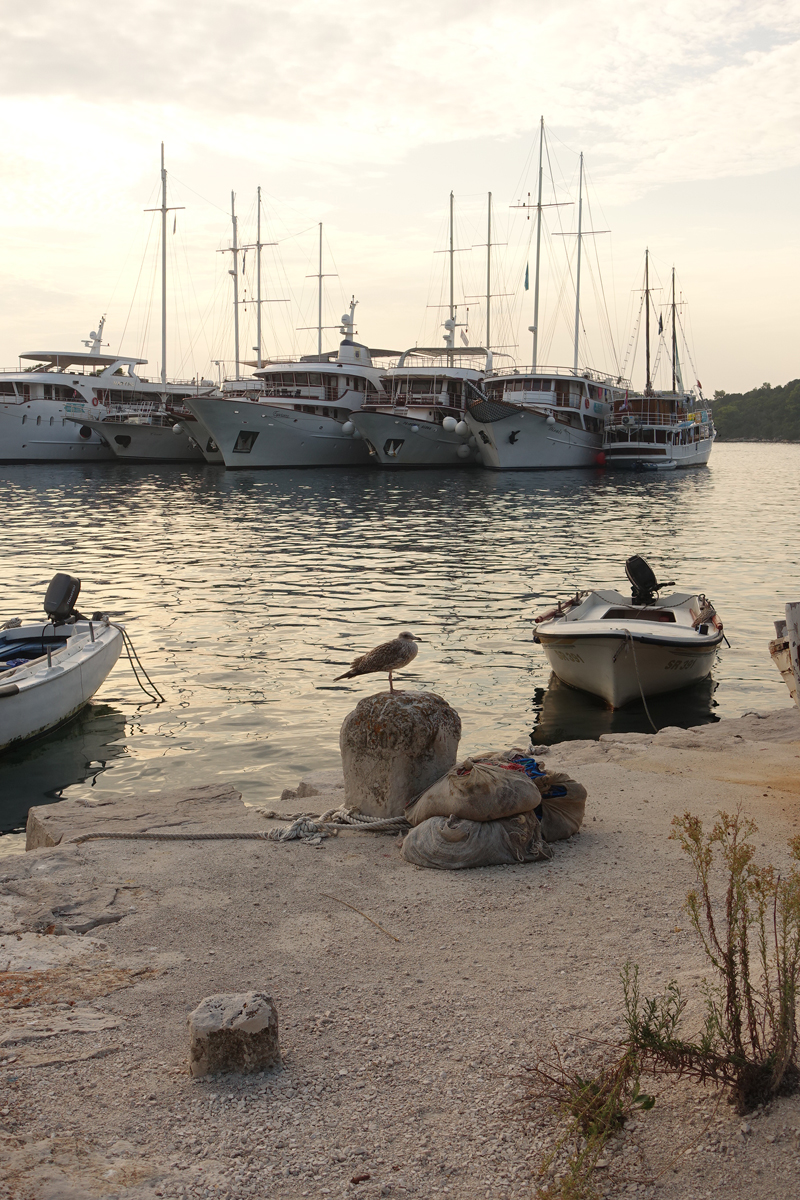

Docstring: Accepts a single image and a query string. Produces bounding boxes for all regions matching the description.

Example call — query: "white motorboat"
[533,556,725,709]
[0,575,123,753]
[353,346,488,467]
[72,403,219,464]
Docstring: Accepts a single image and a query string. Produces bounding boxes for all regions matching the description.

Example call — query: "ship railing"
[606,411,700,428]
[487,364,631,388]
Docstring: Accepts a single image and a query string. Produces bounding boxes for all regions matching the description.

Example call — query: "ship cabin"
[604,392,713,452]
[368,348,489,426]
[482,367,624,434]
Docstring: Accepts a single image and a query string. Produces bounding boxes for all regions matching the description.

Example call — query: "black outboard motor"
[625,555,674,606]
[43,573,83,623]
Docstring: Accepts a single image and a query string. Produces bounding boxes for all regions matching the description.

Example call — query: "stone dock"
[1,709,800,1199]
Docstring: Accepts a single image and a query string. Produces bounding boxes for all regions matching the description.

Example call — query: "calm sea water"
[1,444,798,848]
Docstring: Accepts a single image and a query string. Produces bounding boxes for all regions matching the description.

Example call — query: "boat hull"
[185,396,373,468]
[352,411,478,466]
[538,630,720,708]
[604,434,714,470]
[77,418,207,463]
[466,401,603,470]
[0,621,123,753]
[0,400,113,463]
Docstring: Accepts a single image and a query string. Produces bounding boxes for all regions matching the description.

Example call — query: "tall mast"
[486,192,492,353]
[448,192,455,367]
[160,145,167,387]
[231,193,240,380]
[645,248,651,395]
[318,224,323,357]
[256,187,263,370]
[671,265,677,394]
[572,152,584,372]
[532,117,544,369]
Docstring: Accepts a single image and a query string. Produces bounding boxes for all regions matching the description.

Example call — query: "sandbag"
[405,757,541,826]
[400,811,552,870]
[534,771,587,841]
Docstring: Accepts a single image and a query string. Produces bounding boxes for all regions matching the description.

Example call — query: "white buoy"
[442,416,458,432]
[411,425,419,432]
[172,423,183,435]
[455,420,469,436]
[457,444,471,458]
[341,421,355,434]
[468,436,477,448]
[546,414,556,427]
[353,429,362,439]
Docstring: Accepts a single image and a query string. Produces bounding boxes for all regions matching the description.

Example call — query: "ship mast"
[645,247,651,395]
[231,194,240,380]
[532,118,544,369]
[486,191,492,354]
[144,144,183,390]
[671,265,677,394]
[572,152,584,372]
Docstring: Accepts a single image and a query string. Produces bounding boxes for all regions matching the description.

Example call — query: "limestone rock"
[187,992,280,1078]
[339,691,461,817]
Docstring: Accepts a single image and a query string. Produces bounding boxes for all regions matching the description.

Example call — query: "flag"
[460,329,469,346]
[524,263,529,291]
[657,314,663,335]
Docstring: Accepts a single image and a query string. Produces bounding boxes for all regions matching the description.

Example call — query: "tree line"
[712,379,800,441]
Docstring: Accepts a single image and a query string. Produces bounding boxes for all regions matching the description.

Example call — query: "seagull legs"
[388,671,394,693]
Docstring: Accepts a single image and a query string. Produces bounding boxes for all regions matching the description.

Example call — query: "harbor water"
[1,443,798,848]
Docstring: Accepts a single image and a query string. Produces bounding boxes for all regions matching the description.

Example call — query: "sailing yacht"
[603,256,714,470]
[466,130,629,470]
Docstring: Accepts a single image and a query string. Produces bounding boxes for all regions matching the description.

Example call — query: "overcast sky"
[0,0,797,392]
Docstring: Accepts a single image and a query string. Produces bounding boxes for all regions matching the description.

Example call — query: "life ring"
[584,397,589,409]
[91,396,99,407]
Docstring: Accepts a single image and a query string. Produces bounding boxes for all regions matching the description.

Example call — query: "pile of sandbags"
[400,749,586,870]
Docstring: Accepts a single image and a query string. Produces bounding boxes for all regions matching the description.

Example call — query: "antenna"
[144,144,184,388]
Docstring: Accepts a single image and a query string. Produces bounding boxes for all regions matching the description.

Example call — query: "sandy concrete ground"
[1,705,800,1200]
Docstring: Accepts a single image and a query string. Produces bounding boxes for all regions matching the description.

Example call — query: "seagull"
[334,631,421,692]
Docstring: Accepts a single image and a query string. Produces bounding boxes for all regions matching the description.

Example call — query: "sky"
[0,0,798,394]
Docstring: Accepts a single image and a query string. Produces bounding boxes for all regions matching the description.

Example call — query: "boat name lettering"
[554,649,585,663]
[64,403,85,413]
[665,659,696,671]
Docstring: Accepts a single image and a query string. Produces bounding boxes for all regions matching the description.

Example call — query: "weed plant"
[624,809,800,1112]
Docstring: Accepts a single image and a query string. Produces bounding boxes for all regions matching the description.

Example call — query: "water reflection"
[531,673,720,745]
[0,445,798,837]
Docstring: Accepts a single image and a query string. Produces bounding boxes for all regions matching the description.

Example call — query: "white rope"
[267,806,410,844]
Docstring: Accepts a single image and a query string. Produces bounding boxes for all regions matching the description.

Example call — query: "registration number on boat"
[665,659,696,671]
[553,649,584,663]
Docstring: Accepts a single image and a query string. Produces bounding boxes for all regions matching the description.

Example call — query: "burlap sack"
[399,811,552,870]
[405,757,541,826]
[535,771,587,841]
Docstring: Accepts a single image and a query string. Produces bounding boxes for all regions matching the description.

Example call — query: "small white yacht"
[74,400,220,464]
[184,305,399,469]
[534,556,725,709]
[353,342,488,467]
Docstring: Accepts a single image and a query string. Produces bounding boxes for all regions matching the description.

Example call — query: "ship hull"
[185,397,373,468]
[466,400,603,470]
[0,400,113,463]
[352,411,478,466]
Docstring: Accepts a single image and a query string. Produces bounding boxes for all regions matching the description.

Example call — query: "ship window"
[308,373,322,386]
[293,372,308,386]
[656,429,666,443]
[302,405,315,414]
[232,430,259,453]
[0,382,16,396]
[21,414,26,424]
[49,415,54,426]
[36,414,42,425]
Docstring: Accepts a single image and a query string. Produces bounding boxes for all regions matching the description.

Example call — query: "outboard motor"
[625,555,673,606]
[43,573,83,623]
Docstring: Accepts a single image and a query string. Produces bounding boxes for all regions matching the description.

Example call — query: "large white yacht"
[352,341,489,467]
[0,322,158,463]
[466,366,626,469]
[185,306,399,469]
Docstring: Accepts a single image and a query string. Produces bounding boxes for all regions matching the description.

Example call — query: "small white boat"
[533,556,725,709]
[0,575,123,753]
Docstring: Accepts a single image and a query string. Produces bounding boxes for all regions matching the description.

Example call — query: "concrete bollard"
[188,992,280,1078]
[339,691,461,818]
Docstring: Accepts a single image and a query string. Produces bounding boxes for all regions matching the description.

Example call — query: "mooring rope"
[70,806,411,847]
[625,630,659,734]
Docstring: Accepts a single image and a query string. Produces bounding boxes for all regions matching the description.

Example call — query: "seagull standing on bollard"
[334,632,421,692]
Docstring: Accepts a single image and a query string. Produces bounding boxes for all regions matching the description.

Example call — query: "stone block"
[339,691,461,817]
[187,992,280,1078]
